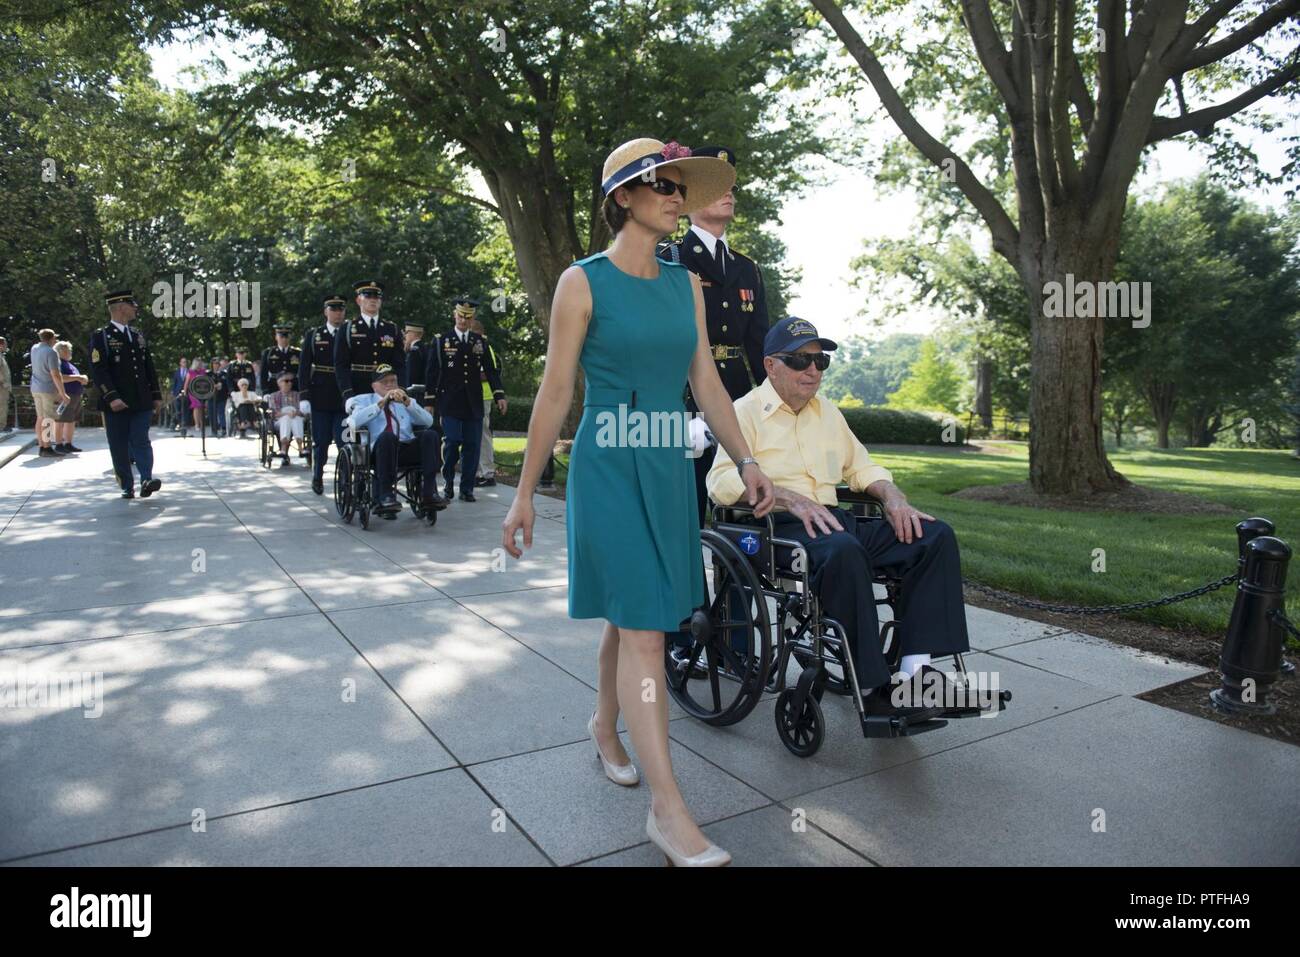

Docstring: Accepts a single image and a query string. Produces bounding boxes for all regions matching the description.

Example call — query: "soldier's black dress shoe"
[422,493,449,511]
[311,476,324,495]
[121,488,135,499]
[140,478,162,498]
[459,491,476,502]
[477,476,497,487]
[376,496,401,514]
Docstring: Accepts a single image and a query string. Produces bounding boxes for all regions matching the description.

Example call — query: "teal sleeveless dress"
[566,251,705,631]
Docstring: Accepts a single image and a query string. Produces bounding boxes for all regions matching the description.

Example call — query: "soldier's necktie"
[714,241,726,278]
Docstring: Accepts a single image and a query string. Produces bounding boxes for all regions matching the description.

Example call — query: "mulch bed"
[951,480,1238,515]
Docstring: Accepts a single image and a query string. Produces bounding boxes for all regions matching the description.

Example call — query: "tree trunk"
[1022,225,1129,495]
[974,358,993,429]
[479,165,587,436]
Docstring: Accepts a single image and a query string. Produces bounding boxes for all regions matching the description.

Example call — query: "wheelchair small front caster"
[775,686,824,757]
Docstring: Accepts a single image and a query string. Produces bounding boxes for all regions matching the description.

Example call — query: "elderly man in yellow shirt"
[706,317,971,717]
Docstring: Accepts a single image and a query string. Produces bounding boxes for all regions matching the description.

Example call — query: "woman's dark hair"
[602,182,640,235]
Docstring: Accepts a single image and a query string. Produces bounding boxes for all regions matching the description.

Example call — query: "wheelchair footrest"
[940,689,1012,719]
[860,712,948,739]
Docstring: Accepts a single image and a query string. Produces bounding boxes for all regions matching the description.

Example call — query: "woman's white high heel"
[588,713,639,786]
[646,808,731,867]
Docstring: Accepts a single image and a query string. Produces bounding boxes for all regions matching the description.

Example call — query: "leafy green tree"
[812,0,1300,494]
[886,338,964,413]
[820,332,922,405]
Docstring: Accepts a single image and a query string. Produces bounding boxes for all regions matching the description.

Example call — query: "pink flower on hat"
[660,141,692,160]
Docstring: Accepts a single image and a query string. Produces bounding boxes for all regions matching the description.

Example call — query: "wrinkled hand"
[882,494,935,544]
[742,466,775,518]
[787,491,844,539]
[502,494,535,559]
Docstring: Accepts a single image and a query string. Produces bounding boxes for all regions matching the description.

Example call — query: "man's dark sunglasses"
[774,352,831,371]
[642,178,688,201]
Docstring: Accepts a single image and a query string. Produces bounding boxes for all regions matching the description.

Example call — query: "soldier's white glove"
[687,416,716,457]
[299,400,311,415]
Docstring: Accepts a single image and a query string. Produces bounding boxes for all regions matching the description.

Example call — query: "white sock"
[899,654,931,678]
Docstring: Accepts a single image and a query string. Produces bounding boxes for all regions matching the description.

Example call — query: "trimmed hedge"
[838,405,966,446]
[496,396,964,445]
[495,395,535,432]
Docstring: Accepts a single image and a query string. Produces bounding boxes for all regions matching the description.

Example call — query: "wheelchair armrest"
[836,485,886,519]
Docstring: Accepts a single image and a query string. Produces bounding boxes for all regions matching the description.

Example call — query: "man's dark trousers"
[372,429,441,501]
[105,408,154,492]
[441,415,482,495]
[773,508,970,690]
[311,410,346,483]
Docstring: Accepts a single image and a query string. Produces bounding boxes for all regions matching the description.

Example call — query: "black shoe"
[279,455,291,468]
[444,484,455,501]
[381,510,397,520]
[421,493,449,511]
[38,446,63,458]
[66,444,83,453]
[459,491,476,502]
[477,476,497,487]
[376,496,401,514]
[121,488,135,499]
[140,478,162,498]
[312,476,324,495]
[298,447,308,458]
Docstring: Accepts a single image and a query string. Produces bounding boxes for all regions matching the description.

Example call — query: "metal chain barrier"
[961,572,1241,616]
[1270,609,1300,641]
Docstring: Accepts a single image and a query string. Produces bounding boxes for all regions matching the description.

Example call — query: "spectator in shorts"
[267,370,304,467]
[29,329,67,458]
[53,340,89,453]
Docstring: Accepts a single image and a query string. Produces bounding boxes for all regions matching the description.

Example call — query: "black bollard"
[1211,535,1292,715]
[1238,519,1296,676]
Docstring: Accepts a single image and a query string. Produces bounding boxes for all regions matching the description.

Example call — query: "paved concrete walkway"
[2,429,1297,866]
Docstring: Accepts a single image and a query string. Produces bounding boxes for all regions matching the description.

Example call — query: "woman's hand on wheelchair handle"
[502,496,535,559]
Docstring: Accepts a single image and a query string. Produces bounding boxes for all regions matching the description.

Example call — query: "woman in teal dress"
[503,138,775,866]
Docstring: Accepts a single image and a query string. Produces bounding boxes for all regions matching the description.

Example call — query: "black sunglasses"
[774,352,831,371]
[641,178,688,201]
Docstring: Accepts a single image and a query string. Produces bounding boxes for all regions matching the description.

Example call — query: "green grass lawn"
[494,436,1299,635]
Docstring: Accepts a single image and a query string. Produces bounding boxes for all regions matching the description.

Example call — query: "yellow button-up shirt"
[706,379,893,507]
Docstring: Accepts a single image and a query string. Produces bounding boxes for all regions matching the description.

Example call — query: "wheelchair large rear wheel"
[334,448,355,522]
[259,419,272,468]
[665,529,772,727]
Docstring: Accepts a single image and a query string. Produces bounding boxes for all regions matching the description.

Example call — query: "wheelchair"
[333,423,441,530]
[259,406,312,469]
[664,488,1011,758]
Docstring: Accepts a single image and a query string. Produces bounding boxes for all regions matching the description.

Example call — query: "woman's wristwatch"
[736,456,758,477]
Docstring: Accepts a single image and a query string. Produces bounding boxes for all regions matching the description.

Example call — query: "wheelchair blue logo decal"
[739,533,760,555]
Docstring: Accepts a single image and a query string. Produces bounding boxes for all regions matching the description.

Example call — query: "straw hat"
[600,137,736,215]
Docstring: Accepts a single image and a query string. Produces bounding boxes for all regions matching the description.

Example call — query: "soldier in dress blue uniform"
[88,290,163,499]
[300,294,349,495]
[657,145,771,523]
[425,296,505,502]
[334,279,402,404]
[403,322,432,405]
[225,347,255,400]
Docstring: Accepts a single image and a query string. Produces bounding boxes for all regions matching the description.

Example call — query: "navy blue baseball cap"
[763,317,837,357]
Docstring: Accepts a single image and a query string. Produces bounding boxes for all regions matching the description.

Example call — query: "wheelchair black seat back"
[333,423,441,531]
[664,487,1010,758]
